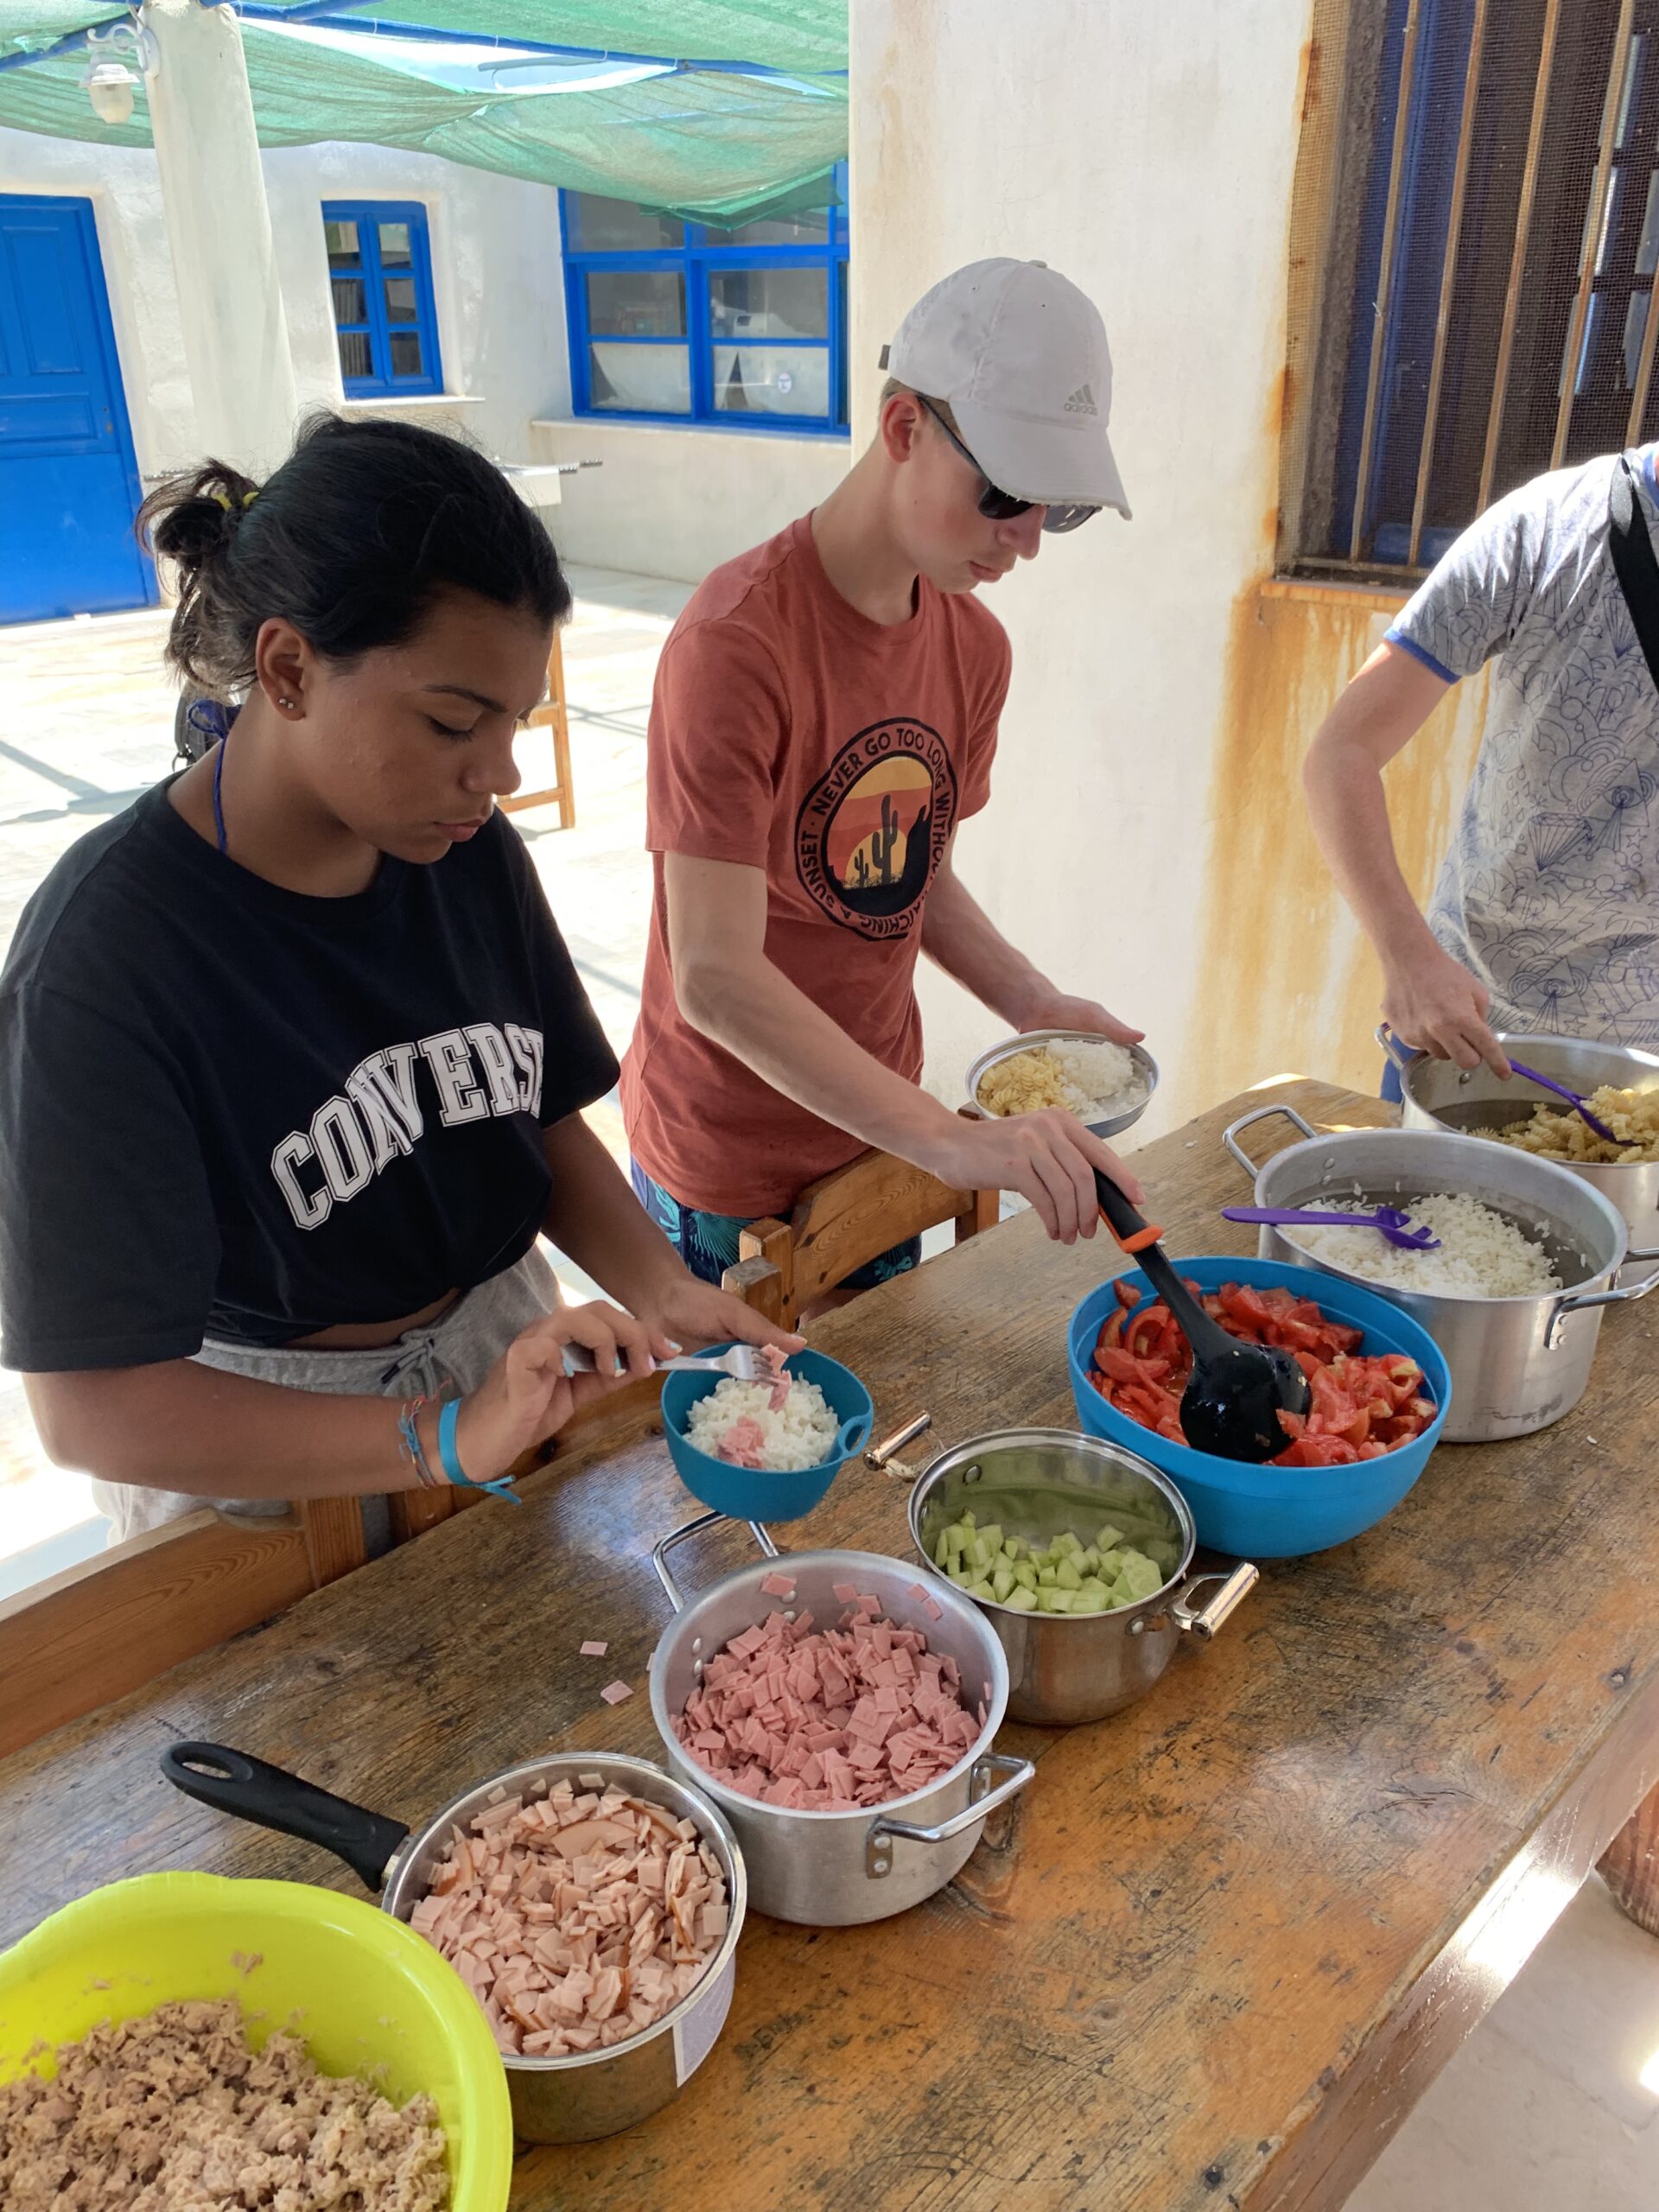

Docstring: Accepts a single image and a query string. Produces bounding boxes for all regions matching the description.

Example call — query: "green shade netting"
[0,3,847,220]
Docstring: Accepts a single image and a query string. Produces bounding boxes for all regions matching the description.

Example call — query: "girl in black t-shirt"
[0,415,796,1539]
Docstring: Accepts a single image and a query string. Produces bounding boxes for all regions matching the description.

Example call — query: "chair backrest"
[0,1506,319,1759]
[720,1144,997,1328]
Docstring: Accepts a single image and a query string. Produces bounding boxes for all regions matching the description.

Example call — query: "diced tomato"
[1090,1278,1433,1466]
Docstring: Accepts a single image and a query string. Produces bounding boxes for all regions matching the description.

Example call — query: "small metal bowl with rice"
[963,1031,1160,1142]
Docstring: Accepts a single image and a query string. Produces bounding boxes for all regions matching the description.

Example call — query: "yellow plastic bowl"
[0,1872,513,2211]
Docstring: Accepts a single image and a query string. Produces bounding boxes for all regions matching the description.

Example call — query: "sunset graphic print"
[794,718,958,939]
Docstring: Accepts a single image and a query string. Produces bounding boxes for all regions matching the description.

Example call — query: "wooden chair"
[720,1143,999,1330]
[500,627,575,830]
[0,1437,576,1761]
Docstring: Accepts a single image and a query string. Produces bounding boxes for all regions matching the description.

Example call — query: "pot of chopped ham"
[162,1744,745,2144]
[646,1511,1034,1925]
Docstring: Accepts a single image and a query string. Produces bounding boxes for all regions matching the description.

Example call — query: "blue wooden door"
[0,195,153,624]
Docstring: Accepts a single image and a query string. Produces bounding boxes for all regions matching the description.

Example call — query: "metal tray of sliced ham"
[647,1511,1034,1926]
[160,1742,745,2145]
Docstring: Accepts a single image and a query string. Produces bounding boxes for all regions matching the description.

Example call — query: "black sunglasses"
[918,396,1098,535]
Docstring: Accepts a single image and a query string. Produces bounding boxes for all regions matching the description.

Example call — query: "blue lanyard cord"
[212,728,230,857]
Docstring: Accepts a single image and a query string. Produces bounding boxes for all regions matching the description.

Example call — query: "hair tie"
[241,489,258,508]
[210,491,232,512]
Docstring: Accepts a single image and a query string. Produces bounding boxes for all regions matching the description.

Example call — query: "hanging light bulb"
[81,19,158,125]
[85,58,136,124]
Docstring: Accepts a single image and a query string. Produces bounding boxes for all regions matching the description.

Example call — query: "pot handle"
[160,1741,408,1892]
[1169,1561,1258,1639]
[652,1509,779,1614]
[863,1751,1033,1878]
[1376,1021,1421,1073]
[1221,1103,1319,1182]
[1546,1256,1659,1347]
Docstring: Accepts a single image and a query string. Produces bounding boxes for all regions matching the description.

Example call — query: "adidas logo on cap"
[1064,383,1098,416]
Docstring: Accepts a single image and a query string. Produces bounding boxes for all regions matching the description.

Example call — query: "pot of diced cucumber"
[907,1429,1259,1726]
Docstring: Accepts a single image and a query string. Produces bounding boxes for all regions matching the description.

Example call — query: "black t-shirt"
[0,783,619,1368]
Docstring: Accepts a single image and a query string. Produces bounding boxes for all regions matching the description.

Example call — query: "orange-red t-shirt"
[620,515,1010,1217]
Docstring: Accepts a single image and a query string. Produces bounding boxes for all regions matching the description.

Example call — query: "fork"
[560,1341,776,1380]
[1506,1061,1631,1147]
[1223,1205,1443,1251]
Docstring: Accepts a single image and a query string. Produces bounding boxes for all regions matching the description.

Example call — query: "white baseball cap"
[882,257,1130,519]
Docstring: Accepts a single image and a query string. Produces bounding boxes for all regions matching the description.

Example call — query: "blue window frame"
[560,167,849,436]
[322,200,442,398]
[1301,3,1659,577]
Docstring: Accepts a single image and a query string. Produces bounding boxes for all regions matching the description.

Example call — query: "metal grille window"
[560,168,849,435]
[322,201,443,399]
[1283,0,1659,581]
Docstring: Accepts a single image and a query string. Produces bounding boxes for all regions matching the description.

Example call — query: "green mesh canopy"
[0,3,848,220]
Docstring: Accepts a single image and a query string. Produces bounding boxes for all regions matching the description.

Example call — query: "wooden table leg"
[1599,1776,1659,1935]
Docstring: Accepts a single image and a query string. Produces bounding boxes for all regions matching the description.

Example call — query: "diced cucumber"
[1055,1559,1083,1591]
[1013,1561,1039,1592]
[1037,1565,1058,1587]
[991,1565,1016,1603]
[1004,1585,1039,1613]
[1096,1523,1125,1551]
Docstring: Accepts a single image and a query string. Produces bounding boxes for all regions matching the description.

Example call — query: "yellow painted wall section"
[1191,585,1491,1110]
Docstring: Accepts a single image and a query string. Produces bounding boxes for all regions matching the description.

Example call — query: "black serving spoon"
[1093,1170,1311,1463]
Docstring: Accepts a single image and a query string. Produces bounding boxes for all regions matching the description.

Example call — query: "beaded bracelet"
[437,1396,523,1504]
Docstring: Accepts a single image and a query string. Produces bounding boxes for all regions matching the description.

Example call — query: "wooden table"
[3,1077,1656,2212]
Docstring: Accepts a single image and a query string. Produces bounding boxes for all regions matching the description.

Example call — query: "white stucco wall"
[0,122,844,587]
[0,128,568,479]
[849,0,1317,1138]
[530,416,848,581]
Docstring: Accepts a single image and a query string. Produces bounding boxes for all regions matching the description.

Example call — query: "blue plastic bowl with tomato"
[1066,1258,1452,1559]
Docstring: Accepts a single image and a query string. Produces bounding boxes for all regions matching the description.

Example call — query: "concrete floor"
[1,581,1656,2203]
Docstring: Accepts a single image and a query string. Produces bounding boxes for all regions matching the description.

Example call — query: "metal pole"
[1551,0,1638,468]
[1478,0,1562,512]
[1408,0,1488,568]
[1350,0,1424,563]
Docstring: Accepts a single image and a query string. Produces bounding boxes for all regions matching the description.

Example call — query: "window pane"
[1637,170,1659,279]
[331,276,366,325]
[588,341,690,414]
[324,219,358,265]
[389,331,426,377]
[337,330,372,381]
[713,343,829,418]
[585,268,685,337]
[701,207,831,247]
[567,194,684,251]
[378,221,413,267]
[385,274,418,320]
[708,266,827,341]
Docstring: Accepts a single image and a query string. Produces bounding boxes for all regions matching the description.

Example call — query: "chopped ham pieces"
[600,1681,632,1706]
[760,1341,792,1414]
[407,1783,728,2059]
[759,1572,798,1599]
[580,1640,608,1657]
[673,1605,982,1811]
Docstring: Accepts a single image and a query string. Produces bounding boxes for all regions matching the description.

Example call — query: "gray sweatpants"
[94,1246,562,1546]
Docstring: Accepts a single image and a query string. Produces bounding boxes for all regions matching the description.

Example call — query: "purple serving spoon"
[1506,1061,1630,1147]
[1222,1205,1442,1252]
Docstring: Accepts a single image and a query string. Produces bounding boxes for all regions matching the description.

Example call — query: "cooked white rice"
[1283,1192,1563,1299]
[684,1376,840,1471]
[976,1038,1146,1122]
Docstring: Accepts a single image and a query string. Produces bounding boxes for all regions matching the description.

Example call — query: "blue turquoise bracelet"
[437,1396,522,1504]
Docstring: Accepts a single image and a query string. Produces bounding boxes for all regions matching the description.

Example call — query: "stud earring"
[277,695,296,709]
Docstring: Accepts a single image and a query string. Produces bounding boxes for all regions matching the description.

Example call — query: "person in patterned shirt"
[1304,449,1659,1084]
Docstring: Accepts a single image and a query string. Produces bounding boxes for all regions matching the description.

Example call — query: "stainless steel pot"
[1223,1104,1659,1442]
[906,1428,1256,1726]
[1380,1025,1659,1243]
[162,1742,745,2145]
[647,1512,1033,1926]
[963,1030,1160,1141]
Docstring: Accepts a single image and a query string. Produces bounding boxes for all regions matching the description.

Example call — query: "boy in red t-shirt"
[620,258,1143,1296]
